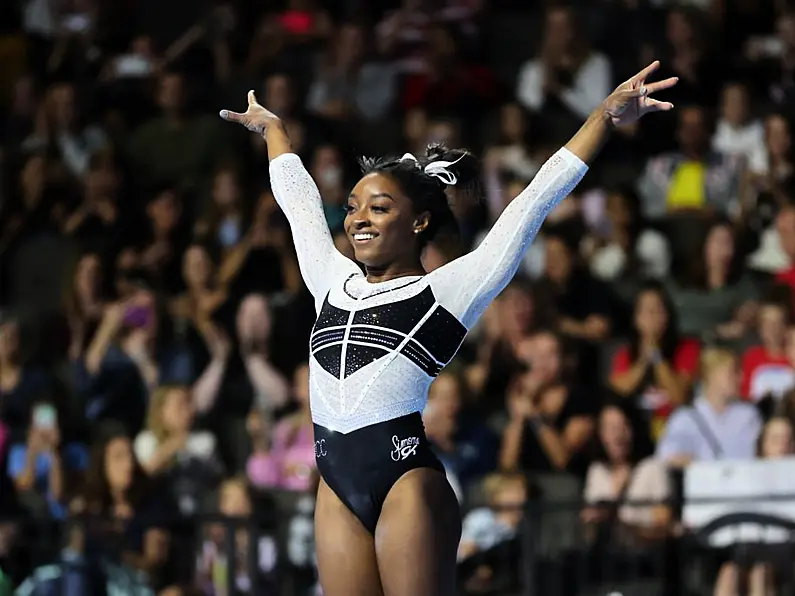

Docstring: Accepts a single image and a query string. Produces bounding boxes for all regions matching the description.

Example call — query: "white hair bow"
[399,152,465,186]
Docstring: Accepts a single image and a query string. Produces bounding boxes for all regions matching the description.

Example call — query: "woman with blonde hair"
[134,384,220,482]
[657,348,762,467]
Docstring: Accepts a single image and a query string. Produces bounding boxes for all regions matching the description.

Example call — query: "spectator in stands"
[637,106,744,218]
[235,295,290,414]
[401,23,495,117]
[711,82,765,166]
[77,289,158,431]
[610,282,700,442]
[129,71,226,195]
[376,0,481,76]
[22,82,108,179]
[516,5,612,142]
[7,400,87,518]
[741,299,793,405]
[307,23,397,123]
[752,113,793,187]
[666,218,759,340]
[137,186,187,294]
[248,73,312,172]
[60,152,127,256]
[0,153,58,262]
[713,416,795,596]
[500,331,595,475]
[759,416,795,458]
[3,74,39,148]
[458,471,526,560]
[423,371,496,494]
[0,317,55,431]
[657,347,762,467]
[192,294,289,470]
[171,243,225,342]
[65,251,107,361]
[236,190,302,296]
[197,476,277,594]
[309,144,347,234]
[194,166,250,253]
[755,10,795,112]
[72,424,178,592]
[482,102,540,182]
[134,384,221,513]
[583,187,671,284]
[540,232,612,386]
[467,279,555,403]
[246,363,315,492]
[582,402,672,542]
[649,5,723,108]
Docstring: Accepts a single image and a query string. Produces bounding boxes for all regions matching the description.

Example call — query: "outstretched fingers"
[644,76,679,95]
[633,60,661,84]
[219,109,243,123]
[641,98,675,114]
[220,89,259,124]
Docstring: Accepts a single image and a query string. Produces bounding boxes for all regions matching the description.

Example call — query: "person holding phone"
[6,401,88,518]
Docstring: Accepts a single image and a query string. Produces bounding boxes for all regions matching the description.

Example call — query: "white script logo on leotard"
[314,439,327,458]
[391,435,420,461]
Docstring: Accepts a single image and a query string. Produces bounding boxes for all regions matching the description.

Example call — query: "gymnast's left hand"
[219,90,281,134]
[603,60,678,127]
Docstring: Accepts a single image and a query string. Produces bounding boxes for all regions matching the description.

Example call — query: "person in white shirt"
[516,6,612,122]
[711,82,765,166]
[134,384,219,477]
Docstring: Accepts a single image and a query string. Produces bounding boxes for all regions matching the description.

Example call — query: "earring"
[414,229,421,234]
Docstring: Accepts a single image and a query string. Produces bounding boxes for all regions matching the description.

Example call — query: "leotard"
[269,148,588,532]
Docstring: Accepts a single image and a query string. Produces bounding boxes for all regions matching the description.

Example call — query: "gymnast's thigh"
[374,468,462,596]
[315,478,384,596]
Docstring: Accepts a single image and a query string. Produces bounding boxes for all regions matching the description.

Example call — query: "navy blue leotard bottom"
[313,412,446,534]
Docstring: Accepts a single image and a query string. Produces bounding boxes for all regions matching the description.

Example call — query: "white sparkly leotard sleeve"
[269,153,361,311]
[428,147,589,327]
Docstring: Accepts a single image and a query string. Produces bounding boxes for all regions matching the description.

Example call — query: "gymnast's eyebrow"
[347,193,396,202]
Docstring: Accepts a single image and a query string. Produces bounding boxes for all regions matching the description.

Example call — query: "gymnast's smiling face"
[344,172,429,271]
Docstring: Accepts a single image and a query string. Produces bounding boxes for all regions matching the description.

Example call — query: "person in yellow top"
[638,105,746,218]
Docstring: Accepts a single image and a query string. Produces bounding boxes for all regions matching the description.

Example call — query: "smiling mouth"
[352,233,378,243]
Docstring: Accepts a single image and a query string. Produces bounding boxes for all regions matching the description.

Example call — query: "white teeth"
[354,233,376,241]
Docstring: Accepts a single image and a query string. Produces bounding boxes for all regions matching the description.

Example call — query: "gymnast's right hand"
[219,90,280,134]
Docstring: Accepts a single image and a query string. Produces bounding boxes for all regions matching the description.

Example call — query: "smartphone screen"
[123,305,153,329]
[33,405,57,430]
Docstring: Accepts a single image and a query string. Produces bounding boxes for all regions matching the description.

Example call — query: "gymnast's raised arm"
[219,91,358,306]
[431,61,678,328]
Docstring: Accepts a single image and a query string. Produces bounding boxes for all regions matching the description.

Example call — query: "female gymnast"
[219,60,677,596]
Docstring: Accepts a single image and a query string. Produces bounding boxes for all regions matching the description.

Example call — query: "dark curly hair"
[357,143,480,247]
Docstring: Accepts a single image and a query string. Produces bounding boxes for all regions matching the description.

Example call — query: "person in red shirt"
[741,300,793,405]
[610,281,700,442]
[401,24,496,116]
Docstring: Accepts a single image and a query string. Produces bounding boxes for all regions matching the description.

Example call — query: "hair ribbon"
[400,152,466,186]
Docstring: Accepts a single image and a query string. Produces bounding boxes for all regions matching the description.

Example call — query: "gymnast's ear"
[413,212,430,234]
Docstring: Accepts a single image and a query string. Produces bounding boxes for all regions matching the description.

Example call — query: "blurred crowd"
[1,0,795,594]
